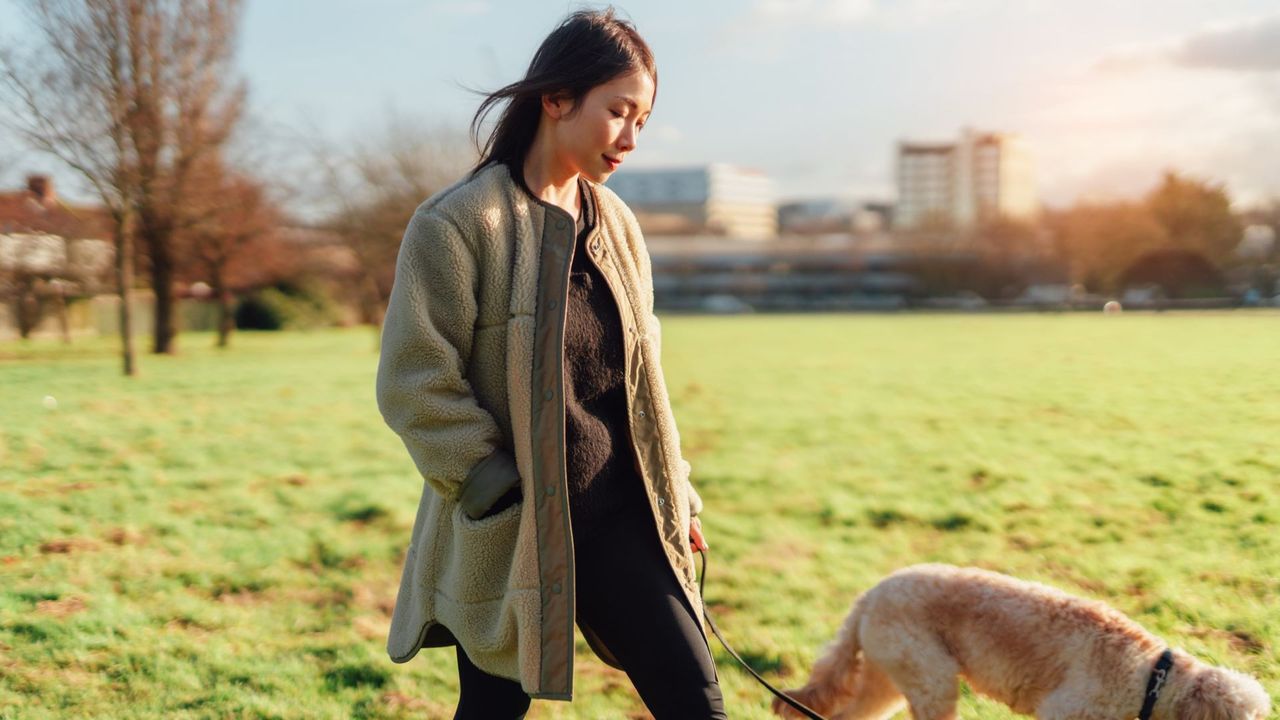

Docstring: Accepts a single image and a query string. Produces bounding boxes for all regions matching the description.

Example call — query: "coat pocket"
[438,500,522,604]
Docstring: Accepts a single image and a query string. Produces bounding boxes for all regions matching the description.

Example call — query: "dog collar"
[1138,649,1175,720]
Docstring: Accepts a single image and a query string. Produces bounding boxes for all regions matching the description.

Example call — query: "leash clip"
[1148,667,1168,698]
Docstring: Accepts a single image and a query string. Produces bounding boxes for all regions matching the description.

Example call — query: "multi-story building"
[605,164,777,239]
[895,128,1037,231]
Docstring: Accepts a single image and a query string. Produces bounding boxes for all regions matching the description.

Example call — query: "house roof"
[0,189,112,240]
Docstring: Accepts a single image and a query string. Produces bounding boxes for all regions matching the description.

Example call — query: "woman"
[375,8,726,719]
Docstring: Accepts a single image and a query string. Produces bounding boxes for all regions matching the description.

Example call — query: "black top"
[562,180,649,534]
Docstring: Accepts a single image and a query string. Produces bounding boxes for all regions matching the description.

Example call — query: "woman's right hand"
[689,517,708,553]
[475,484,523,519]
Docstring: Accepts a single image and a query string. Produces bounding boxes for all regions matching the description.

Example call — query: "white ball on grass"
[1103,301,1123,314]
[42,395,58,410]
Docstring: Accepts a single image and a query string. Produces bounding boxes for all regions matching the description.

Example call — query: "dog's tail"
[772,593,869,718]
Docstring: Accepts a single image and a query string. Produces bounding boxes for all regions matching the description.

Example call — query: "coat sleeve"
[375,208,519,516]
[631,226,704,519]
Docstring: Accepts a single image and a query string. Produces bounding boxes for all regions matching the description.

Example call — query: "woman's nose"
[618,124,637,151]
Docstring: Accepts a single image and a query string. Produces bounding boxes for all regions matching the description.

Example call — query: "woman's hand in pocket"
[477,484,522,519]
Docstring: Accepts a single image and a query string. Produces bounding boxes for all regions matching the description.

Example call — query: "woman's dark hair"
[470,7,657,173]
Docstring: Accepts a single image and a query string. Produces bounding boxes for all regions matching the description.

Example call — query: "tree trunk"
[217,293,234,347]
[115,220,137,377]
[16,277,39,339]
[144,228,178,355]
[212,272,234,348]
[363,272,385,352]
[55,284,70,343]
[13,298,30,339]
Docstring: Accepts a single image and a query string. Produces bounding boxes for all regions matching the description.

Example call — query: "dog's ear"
[1175,667,1271,720]
[1175,670,1226,720]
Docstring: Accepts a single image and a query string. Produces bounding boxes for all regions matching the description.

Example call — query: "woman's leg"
[454,643,531,720]
[575,510,728,719]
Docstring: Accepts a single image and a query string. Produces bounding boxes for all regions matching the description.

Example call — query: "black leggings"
[453,509,727,719]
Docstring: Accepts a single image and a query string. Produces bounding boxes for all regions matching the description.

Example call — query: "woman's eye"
[610,109,624,118]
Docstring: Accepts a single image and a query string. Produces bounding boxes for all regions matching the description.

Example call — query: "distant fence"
[656,293,1258,314]
[0,291,221,341]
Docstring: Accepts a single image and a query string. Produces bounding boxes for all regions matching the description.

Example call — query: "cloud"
[735,0,1009,32]
[1096,12,1280,74]
[1172,13,1280,72]
[1062,13,1280,203]
[1016,63,1280,205]
[718,0,1025,63]
[1092,41,1179,73]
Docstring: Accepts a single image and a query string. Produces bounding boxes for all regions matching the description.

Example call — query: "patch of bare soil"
[39,537,99,554]
[36,596,86,617]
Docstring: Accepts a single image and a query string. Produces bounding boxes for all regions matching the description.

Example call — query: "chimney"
[27,175,55,206]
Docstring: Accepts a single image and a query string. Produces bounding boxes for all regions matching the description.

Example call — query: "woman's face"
[547,69,654,184]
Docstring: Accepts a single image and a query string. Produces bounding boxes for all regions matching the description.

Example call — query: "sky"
[2,0,1280,208]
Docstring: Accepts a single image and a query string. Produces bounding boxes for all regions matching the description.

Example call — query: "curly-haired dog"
[773,564,1271,720]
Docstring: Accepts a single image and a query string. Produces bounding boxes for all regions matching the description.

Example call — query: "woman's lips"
[603,155,621,170]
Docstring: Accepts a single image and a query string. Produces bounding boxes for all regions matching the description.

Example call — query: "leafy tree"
[1144,171,1241,264]
[1046,202,1169,293]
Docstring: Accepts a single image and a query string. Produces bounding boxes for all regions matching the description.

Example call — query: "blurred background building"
[778,198,894,236]
[607,164,778,239]
[895,128,1038,231]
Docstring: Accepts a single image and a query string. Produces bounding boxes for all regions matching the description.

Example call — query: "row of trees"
[916,172,1277,301]
[1048,172,1250,295]
[1,0,471,374]
[1,0,249,373]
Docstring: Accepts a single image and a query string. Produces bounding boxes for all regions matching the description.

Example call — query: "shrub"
[233,294,284,330]
[234,281,342,331]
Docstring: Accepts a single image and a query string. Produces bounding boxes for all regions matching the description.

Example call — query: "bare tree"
[180,158,279,348]
[0,0,247,364]
[311,115,472,340]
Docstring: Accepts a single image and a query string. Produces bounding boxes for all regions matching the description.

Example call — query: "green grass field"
[2,313,1278,719]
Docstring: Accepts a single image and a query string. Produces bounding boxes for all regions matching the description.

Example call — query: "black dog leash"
[1138,649,1174,720]
[697,548,829,720]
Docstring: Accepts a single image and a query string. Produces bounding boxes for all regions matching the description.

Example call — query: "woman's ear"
[541,92,573,121]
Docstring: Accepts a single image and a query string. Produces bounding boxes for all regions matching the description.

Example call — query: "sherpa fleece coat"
[375,162,706,700]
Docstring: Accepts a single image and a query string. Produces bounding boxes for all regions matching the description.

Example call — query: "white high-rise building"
[895,129,1037,231]
[606,164,777,239]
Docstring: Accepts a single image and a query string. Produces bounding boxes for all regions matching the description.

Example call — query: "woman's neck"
[522,129,581,218]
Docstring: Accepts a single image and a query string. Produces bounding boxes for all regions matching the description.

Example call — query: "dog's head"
[1174,666,1271,720]
[771,686,836,719]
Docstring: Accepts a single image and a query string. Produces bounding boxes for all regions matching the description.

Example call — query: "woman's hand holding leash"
[694,517,830,719]
[689,517,708,553]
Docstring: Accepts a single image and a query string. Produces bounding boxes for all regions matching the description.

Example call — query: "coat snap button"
[543,389,553,401]
[547,299,557,310]
[637,410,646,418]
[657,497,666,507]
[552,582,562,593]
[545,485,556,496]
[556,219,566,231]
